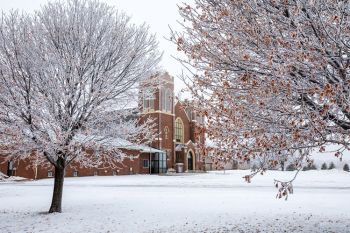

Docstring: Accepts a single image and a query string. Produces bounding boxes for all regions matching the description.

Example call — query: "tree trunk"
[49,157,65,213]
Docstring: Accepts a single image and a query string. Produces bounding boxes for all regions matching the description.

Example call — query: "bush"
[328,162,335,170]
[343,164,349,172]
[303,163,317,171]
[286,164,295,171]
[321,163,327,170]
[251,164,258,172]
[309,164,317,170]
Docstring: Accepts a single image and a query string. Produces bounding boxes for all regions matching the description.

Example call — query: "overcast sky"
[0,0,191,95]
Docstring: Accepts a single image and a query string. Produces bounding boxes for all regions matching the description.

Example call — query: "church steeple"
[139,72,175,170]
[140,72,174,114]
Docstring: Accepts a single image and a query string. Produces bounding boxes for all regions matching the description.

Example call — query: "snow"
[0,172,26,182]
[0,170,350,232]
[75,134,164,153]
[311,145,350,169]
[0,171,7,181]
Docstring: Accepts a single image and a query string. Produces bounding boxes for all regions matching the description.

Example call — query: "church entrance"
[150,152,167,174]
[7,160,14,177]
[187,151,193,171]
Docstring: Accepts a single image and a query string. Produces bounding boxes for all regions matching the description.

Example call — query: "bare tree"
[0,0,160,213]
[172,0,350,196]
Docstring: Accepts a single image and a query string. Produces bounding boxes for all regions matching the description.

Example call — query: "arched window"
[175,118,184,143]
[143,89,154,111]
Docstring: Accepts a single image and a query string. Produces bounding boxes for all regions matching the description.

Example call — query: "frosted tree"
[172,0,350,197]
[0,0,160,212]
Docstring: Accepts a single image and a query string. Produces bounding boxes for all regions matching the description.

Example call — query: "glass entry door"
[7,161,14,176]
[151,152,167,174]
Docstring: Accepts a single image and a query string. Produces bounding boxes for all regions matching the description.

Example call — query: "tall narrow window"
[161,88,166,111]
[196,115,204,124]
[185,108,192,120]
[161,88,172,112]
[165,89,172,112]
[143,89,155,111]
[175,118,184,143]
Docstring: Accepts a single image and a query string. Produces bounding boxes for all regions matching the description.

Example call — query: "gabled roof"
[185,140,196,146]
[175,140,196,152]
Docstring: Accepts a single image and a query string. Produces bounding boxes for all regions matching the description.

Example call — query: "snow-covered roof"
[75,134,164,153]
[128,144,164,153]
[75,134,133,147]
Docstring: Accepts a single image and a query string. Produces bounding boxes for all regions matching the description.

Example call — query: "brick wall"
[0,149,152,179]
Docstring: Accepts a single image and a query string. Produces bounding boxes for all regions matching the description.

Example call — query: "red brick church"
[0,72,206,179]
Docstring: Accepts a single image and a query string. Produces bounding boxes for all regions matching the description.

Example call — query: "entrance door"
[7,161,13,177]
[187,152,193,170]
[151,152,167,174]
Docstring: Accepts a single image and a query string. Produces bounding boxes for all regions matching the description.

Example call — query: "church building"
[139,72,206,173]
[0,72,206,179]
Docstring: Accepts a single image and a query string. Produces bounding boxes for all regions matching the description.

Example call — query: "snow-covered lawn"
[1,170,350,233]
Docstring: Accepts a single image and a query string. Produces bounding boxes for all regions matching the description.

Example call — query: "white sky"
[0,0,191,95]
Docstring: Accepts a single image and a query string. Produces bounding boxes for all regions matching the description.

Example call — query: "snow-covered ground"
[311,146,350,169]
[1,170,350,233]
[0,172,27,182]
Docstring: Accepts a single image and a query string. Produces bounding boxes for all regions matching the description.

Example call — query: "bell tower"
[139,72,175,169]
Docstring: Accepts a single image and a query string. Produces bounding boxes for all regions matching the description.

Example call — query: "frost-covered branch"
[0,0,161,171]
[173,0,350,188]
